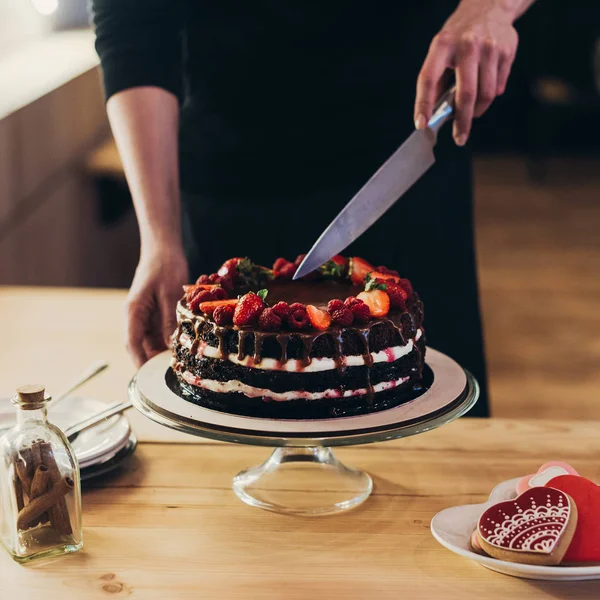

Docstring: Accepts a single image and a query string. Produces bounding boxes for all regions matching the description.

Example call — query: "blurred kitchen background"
[0,0,599,419]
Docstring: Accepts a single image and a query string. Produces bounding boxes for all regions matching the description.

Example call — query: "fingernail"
[414,114,427,130]
[455,134,467,147]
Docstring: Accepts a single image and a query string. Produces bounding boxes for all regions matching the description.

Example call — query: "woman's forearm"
[107,86,182,254]
[457,0,537,22]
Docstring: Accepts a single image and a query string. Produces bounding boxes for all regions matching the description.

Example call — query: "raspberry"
[273,257,289,271]
[398,278,413,296]
[272,301,291,319]
[294,254,307,267]
[332,307,354,327]
[208,273,220,283]
[233,292,265,326]
[350,301,371,324]
[217,274,235,293]
[211,287,228,301]
[386,282,407,309]
[258,308,282,331]
[278,262,296,279]
[196,274,211,285]
[188,289,215,312]
[344,296,361,308]
[327,299,344,314]
[287,304,309,330]
[213,304,235,325]
[376,265,400,278]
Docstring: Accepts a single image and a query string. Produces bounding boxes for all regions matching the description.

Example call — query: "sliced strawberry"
[367,270,401,284]
[357,290,390,318]
[349,257,375,285]
[306,305,332,331]
[198,298,238,315]
[183,283,219,294]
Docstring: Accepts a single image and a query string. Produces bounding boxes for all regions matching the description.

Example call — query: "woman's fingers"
[126,296,150,368]
[453,36,479,146]
[159,289,179,348]
[415,34,454,129]
[474,39,499,118]
[496,49,514,96]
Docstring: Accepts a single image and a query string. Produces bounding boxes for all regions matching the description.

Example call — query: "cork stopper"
[16,384,46,407]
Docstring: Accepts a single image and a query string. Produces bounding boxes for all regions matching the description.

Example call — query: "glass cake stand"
[129,349,478,516]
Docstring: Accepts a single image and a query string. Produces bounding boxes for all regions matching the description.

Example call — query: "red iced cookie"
[546,474,600,563]
[477,487,577,565]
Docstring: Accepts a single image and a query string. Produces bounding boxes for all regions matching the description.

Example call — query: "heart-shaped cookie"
[546,475,600,563]
[516,462,579,495]
[477,487,577,565]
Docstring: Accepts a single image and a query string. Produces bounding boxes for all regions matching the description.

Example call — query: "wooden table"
[2,288,600,598]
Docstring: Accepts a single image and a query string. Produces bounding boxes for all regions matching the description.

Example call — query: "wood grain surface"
[1,420,600,598]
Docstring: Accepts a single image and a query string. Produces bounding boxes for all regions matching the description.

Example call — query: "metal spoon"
[64,399,132,443]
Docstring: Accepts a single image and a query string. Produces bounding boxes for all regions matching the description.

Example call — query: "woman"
[92,0,535,417]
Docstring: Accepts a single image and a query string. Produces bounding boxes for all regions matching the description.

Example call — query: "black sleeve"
[91,0,183,102]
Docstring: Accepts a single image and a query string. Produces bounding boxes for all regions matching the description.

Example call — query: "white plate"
[430,478,600,581]
[0,396,131,468]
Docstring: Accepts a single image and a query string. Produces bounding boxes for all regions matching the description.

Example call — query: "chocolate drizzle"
[215,326,227,359]
[276,334,289,364]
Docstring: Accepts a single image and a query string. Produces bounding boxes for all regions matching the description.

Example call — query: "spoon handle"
[49,361,109,409]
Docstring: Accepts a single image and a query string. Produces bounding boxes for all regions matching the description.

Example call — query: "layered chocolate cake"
[170,256,426,418]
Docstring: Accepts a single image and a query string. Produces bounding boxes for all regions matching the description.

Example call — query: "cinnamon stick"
[39,442,73,535]
[14,447,34,497]
[14,475,24,512]
[16,476,73,531]
[30,464,51,525]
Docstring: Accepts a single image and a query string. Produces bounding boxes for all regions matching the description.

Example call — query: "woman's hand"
[125,246,188,367]
[414,0,522,146]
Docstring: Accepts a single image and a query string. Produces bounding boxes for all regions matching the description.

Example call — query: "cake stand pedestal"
[129,349,478,516]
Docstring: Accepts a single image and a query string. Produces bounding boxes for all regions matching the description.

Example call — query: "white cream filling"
[178,330,421,373]
[178,368,410,402]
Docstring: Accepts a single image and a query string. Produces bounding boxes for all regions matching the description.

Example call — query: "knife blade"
[293,86,456,280]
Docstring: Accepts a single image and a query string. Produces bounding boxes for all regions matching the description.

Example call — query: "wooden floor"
[475,156,600,419]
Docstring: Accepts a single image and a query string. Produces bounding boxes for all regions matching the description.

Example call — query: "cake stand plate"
[129,348,478,515]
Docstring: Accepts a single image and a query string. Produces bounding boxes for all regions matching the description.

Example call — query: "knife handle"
[428,85,456,134]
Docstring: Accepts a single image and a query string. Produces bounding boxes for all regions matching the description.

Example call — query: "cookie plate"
[430,478,600,581]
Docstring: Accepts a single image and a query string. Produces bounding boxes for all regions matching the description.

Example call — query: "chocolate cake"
[170,256,426,418]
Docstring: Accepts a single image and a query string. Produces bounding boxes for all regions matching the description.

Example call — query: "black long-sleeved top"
[92,1,451,196]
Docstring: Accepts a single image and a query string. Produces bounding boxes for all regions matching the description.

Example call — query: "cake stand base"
[232,447,372,516]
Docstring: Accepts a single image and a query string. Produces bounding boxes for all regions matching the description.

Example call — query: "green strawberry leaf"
[257,289,269,301]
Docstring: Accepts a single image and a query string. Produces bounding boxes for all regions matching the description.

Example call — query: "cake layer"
[167,365,432,419]
[174,337,425,394]
[178,329,422,372]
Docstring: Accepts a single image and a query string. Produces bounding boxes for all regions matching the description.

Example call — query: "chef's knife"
[293,86,456,280]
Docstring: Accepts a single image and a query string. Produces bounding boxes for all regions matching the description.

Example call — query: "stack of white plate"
[0,396,136,482]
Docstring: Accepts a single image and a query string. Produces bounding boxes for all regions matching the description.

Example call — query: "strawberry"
[367,270,401,284]
[294,254,307,267]
[198,298,238,315]
[258,308,282,331]
[306,305,332,331]
[348,257,375,285]
[385,282,408,309]
[218,257,244,279]
[319,255,349,278]
[331,307,354,327]
[216,274,235,293]
[213,304,235,325]
[357,290,390,318]
[233,292,266,326]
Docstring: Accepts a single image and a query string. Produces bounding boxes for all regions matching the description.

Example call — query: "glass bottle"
[0,384,83,562]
